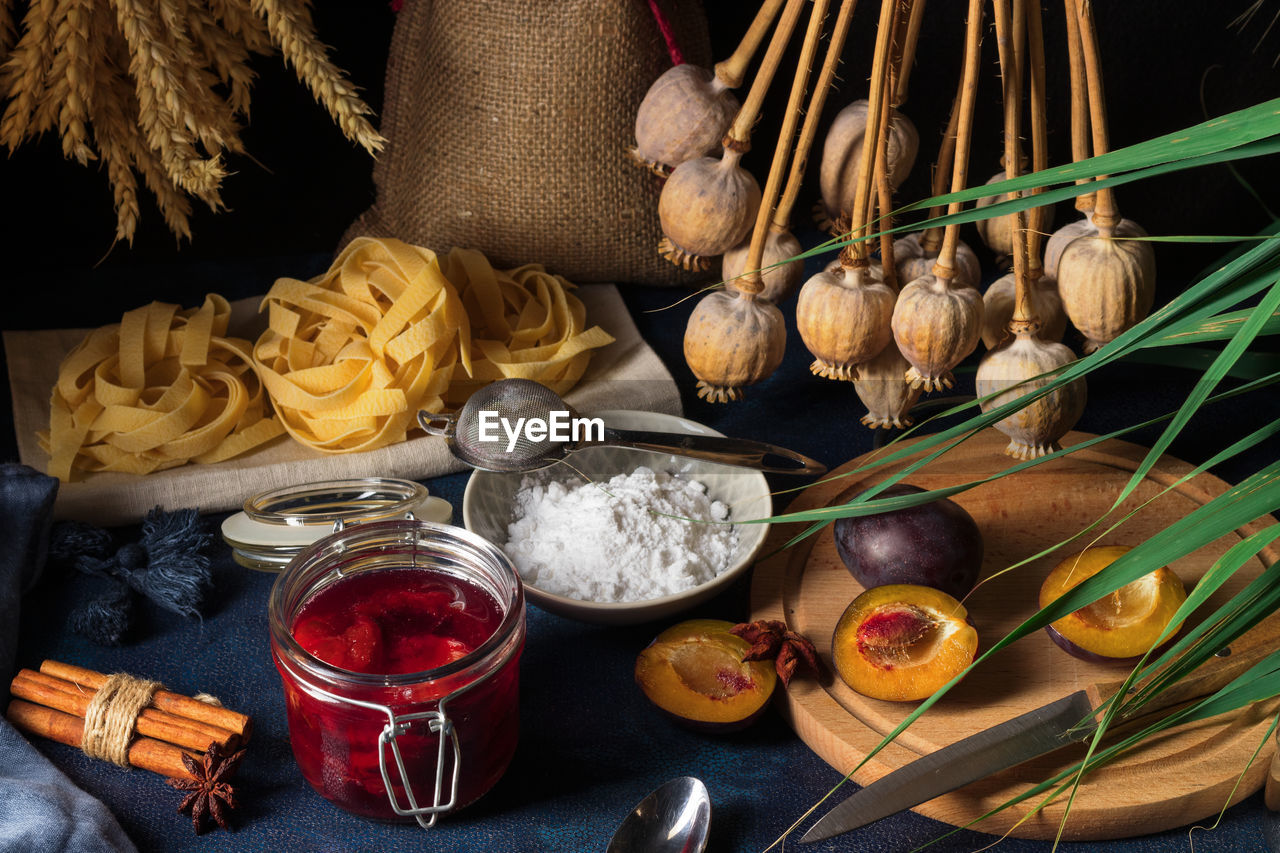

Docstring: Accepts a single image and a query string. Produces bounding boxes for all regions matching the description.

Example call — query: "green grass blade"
[1112,277,1280,508]
[786,138,1280,265]
[892,98,1280,212]
[777,237,1280,497]
[1147,307,1280,346]
[1122,347,1280,380]
[755,371,1280,526]
[1122,541,1280,713]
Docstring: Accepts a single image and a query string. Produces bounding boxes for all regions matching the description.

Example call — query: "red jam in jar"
[269,520,524,825]
[292,570,502,675]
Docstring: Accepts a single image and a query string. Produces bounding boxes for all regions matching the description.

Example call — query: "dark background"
[0,0,1277,332]
[3,4,1280,851]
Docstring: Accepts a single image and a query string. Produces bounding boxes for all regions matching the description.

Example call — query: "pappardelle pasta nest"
[43,238,615,479]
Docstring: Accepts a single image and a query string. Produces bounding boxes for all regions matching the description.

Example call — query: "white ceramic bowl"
[462,410,772,624]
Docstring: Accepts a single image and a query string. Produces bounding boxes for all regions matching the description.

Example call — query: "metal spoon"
[606,776,711,853]
[418,378,825,476]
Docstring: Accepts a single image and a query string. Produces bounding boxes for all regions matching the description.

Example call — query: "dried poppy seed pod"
[817,100,918,231]
[1043,216,1095,278]
[891,268,984,391]
[796,260,895,381]
[1044,214,1149,279]
[895,232,982,291]
[854,338,922,429]
[892,232,924,264]
[722,226,804,303]
[974,171,1054,260]
[981,271,1067,349]
[1056,233,1156,353]
[633,64,740,177]
[658,149,762,271]
[683,288,785,402]
[976,332,1086,460]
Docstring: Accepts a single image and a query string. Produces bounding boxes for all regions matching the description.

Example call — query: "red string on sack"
[646,0,684,65]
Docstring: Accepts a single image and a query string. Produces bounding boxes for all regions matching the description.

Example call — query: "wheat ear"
[0,0,56,149]
[251,0,385,155]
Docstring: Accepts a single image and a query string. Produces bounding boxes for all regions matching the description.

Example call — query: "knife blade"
[800,692,1095,844]
[800,613,1280,845]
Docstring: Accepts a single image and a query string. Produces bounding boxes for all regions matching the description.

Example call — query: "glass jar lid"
[221,478,453,571]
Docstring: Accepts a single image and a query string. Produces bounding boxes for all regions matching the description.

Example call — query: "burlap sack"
[343,0,712,287]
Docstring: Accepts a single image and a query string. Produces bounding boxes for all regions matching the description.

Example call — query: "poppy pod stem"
[744,0,828,280]
[724,0,808,151]
[1063,0,1095,214]
[936,0,984,278]
[1072,0,1119,235]
[993,0,1033,333]
[714,0,786,89]
[849,0,900,263]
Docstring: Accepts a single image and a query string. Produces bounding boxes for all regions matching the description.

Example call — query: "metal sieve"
[417,379,826,476]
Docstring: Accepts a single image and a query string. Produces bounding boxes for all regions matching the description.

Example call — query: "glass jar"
[268,519,524,827]
[224,478,453,571]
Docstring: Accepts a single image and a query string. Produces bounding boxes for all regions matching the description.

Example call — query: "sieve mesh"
[452,379,575,472]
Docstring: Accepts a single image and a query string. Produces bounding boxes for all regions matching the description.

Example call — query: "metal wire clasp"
[377,705,462,829]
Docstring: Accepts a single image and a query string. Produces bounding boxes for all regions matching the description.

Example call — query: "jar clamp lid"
[221,478,453,571]
[268,519,525,828]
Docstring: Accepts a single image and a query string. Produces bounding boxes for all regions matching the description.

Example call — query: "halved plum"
[832,585,978,702]
[635,619,778,731]
[1039,545,1186,662]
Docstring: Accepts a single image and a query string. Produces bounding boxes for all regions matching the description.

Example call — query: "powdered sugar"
[502,466,738,603]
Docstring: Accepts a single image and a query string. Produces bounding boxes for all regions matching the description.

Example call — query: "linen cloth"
[4,284,680,526]
[0,464,136,853]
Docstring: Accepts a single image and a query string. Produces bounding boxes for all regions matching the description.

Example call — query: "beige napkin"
[5,285,680,525]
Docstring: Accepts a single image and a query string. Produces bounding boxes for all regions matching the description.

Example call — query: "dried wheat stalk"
[0,0,385,245]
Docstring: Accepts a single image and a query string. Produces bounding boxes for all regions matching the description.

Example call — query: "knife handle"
[1085,611,1280,721]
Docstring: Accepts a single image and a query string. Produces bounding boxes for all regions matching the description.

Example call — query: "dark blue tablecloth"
[6,249,1280,853]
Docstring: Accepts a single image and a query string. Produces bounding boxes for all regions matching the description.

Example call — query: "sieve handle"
[417,411,458,438]
[598,429,827,476]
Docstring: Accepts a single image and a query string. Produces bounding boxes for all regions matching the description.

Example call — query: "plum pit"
[855,604,944,669]
[669,644,758,698]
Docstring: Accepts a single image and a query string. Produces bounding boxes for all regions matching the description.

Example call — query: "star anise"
[167,742,246,834]
[729,619,819,687]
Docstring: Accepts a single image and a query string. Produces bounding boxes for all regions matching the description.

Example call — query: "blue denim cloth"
[0,464,136,853]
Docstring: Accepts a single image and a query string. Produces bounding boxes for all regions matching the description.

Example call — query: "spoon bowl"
[606,776,711,853]
[419,378,825,475]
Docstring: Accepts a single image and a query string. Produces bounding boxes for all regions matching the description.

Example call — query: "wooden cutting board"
[750,429,1280,841]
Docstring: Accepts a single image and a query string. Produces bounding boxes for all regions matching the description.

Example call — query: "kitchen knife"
[801,615,1280,844]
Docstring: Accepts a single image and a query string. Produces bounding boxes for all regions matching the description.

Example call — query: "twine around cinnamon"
[81,673,162,767]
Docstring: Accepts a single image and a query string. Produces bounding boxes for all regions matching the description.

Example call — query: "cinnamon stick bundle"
[4,660,252,780]
[10,670,240,752]
[38,661,252,742]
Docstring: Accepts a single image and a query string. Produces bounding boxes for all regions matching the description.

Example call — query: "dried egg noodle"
[254,238,614,454]
[43,295,284,481]
[440,248,616,406]
[253,237,471,454]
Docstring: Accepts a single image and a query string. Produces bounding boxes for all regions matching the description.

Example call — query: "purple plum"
[833,483,984,599]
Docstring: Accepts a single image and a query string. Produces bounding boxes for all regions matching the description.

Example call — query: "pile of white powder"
[502,466,738,603]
